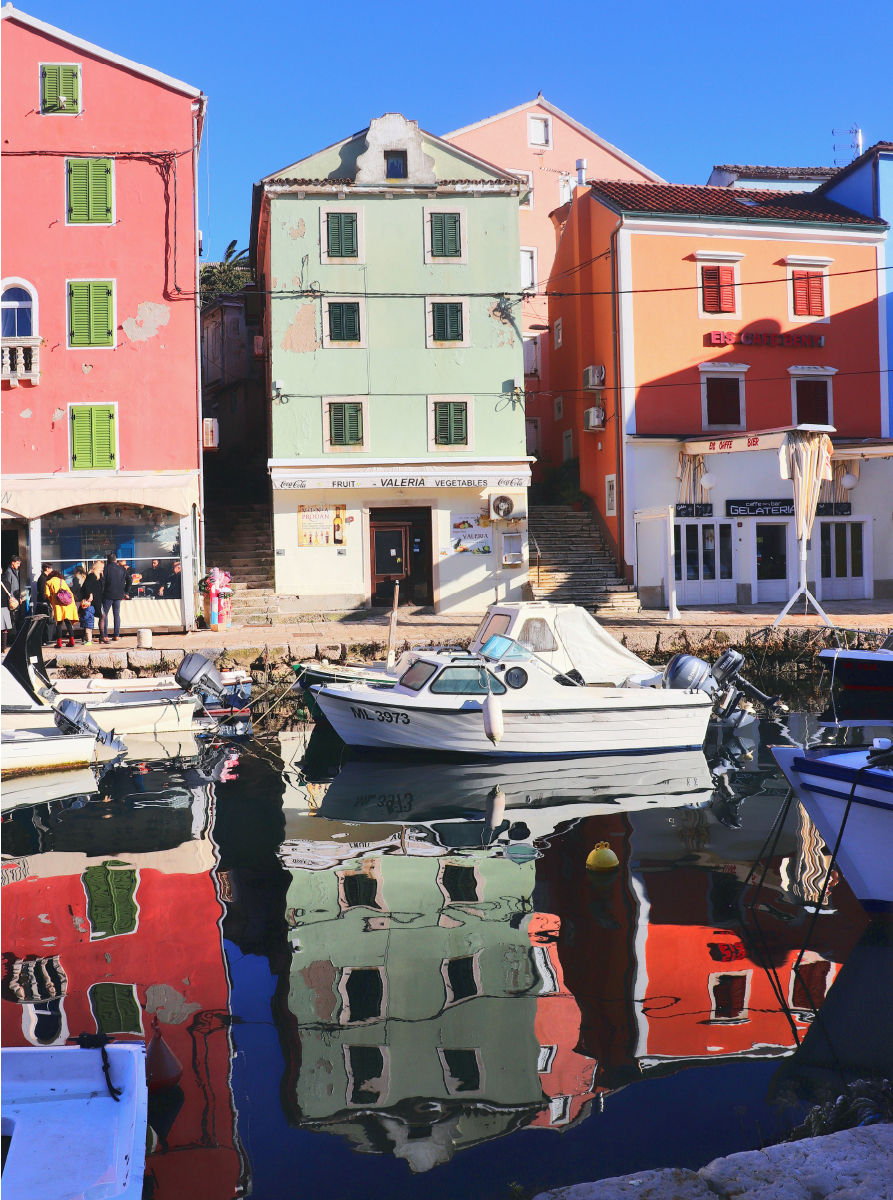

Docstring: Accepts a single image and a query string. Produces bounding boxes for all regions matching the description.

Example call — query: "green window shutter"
[447,303,463,340]
[432,303,447,341]
[41,64,60,112]
[69,282,91,345]
[90,282,114,345]
[71,406,93,468]
[346,402,363,444]
[42,64,79,113]
[71,406,115,469]
[69,281,113,346]
[431,213,461,257]
[330,403,346,445]
[91,407,116,468]
[327,213,343,258]
[431,213,446,257]
[329,302,344,342]
[435,402,451,444]
[445,213,461,256]
[89,983,142,1036]
[89,159,113,221]
[67,159,90,222]
[450,401,467,444]
[329,302,360,342]
[328,213,357,257]
[83,861,138,938]
[60,64,80,112]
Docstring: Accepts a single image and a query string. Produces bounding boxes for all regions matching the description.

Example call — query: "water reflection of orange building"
[1,835,247,1199]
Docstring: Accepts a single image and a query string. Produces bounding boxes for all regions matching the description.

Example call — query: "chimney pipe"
[576,158,588,187]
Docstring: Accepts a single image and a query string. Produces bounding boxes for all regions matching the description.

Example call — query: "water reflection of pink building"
[1,836,247,1199]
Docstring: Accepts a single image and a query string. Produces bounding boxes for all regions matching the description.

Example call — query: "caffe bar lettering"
[726,499,851,517]
[711,331,825,347]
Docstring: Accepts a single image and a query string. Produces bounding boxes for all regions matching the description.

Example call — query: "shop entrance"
[369,508,433,607]
[756,523,788,602]
[820,521,864,599]
[673,521,736,606]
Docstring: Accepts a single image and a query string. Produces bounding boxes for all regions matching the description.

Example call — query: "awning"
[683,424,835,457]
[1,471,201,519]
[829,439,893,460]
[269,459,532,492]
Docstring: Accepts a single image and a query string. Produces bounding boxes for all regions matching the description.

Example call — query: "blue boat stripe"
[798,780,893,812]
[792,756,893,794]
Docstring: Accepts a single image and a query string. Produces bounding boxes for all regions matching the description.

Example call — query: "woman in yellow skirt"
[46,570,78,647]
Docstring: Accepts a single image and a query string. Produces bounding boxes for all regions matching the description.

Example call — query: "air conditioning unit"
[489,491,528,521]
[202,418,219,450]
[583,406,604,431]
[583,364,606,390]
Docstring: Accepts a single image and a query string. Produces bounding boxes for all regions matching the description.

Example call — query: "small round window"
[504,666,528,689]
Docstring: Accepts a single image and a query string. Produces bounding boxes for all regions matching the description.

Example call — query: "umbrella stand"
[772,538,833,628]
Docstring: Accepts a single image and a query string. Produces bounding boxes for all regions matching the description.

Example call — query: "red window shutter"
[702,266,720,312]
[718,266,736,312]
[792,271,810,316]
[807,272,824,316]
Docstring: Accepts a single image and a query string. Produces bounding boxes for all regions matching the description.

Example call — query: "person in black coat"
[1,555,21,650]
[79,561,104,645]
[157,561,182,600]
[100,553,131,642]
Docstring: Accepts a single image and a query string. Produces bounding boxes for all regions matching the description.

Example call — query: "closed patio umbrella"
[773,430,833,627]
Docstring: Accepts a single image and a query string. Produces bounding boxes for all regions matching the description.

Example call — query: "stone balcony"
[1,338,41,386]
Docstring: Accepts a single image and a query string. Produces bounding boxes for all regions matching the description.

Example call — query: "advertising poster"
[450,513,493,556]
[298,505,346,547]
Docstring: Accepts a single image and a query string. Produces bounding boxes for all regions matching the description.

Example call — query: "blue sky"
[27,0,892,260]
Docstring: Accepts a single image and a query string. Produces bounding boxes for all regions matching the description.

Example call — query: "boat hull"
[2,695,203,735]
[818,649,893,689]
[313,688,712,757]
[1,730,101,776]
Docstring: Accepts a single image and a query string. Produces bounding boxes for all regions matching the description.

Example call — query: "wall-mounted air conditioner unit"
[202,418,219,450]
[583,407,604,431]
[489,491,528,521]
[583,365,606,390]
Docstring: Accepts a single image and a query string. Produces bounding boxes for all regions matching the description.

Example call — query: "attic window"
[736,197,759,207]
[385,150,407,179]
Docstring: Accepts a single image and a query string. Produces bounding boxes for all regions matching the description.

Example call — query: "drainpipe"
[193,98,207,583]
[609,215,625,574]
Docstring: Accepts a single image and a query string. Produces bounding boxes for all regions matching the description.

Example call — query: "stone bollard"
[136,628,153,649]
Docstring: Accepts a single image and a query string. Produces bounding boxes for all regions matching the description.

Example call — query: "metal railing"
[530,533,541,588]
[1,338,41,385]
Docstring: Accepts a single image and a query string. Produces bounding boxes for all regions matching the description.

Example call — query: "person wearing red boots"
[46,570,78,647]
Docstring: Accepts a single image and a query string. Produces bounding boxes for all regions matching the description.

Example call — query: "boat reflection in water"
[0,743,249,1200]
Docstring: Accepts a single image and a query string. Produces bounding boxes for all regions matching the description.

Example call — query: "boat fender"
[485,785,506,830]
[482,691,504,745]
[76,1032,122,1101]
[146,1015,184,1092]
[586,842,620,872]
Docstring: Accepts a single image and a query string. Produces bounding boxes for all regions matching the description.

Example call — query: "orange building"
[443,98,660,475]
[546,182,890,606]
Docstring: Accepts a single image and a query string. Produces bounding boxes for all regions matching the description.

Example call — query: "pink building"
[1,6,206,630]
[444,96,660,474]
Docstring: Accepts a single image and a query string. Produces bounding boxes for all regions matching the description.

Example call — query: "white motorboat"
[1,728,111,777]
[313,634,713,758]
[1,1043,147,1200]
[772,742,893,912]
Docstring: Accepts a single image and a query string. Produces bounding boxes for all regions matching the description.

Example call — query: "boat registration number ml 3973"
[351,706,410,725]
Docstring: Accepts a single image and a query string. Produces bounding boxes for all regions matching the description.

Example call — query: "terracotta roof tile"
[712,164,835,179]
[587,180,887,226]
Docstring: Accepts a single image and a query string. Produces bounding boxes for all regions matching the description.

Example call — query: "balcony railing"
[1,337,41,385]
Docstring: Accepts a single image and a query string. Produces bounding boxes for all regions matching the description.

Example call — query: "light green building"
[276,817,545,1171]
[249,113,530,612]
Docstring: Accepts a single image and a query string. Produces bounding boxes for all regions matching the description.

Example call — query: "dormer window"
[385,150,407,179]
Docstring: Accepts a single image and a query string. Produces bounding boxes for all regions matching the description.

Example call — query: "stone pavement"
[532,1123,893,1200]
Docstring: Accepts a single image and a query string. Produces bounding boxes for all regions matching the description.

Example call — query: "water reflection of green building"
[278,819,546,1172]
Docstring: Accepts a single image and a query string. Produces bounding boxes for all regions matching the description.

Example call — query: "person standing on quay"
[46,570,78,647]
[80,560,104,645]
[1,554,22,651]
[100,553,131,643]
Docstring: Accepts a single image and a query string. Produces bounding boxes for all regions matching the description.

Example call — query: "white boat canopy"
[551,605,650,685]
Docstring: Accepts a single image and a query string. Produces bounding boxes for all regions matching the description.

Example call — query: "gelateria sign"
[726,499,850,517]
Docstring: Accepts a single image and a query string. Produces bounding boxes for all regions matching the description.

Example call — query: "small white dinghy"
[1,728,107,776]
[772,740,893,913]
[1,1043,148,1200]
[313,634,713,758]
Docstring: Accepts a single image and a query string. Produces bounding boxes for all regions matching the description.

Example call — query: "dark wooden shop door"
[369,508,433,606]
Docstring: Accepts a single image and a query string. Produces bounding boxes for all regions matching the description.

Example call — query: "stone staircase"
[203,500,281,626]
[527,506,640,614]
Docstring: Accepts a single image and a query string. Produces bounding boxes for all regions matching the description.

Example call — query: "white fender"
[484,785,506,830]
[483,691,504,745]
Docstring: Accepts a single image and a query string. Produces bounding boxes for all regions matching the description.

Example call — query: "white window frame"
[425,295,470,349]
[322,395,370,453]
[784,255,833,325]
[438,1046,484,1096]
[427,393,474,452]
[338,965,387,1025]
[789,365,837,426]
[549,1095,572,1126]
[322,295,367,349]
[605,473,617,516]
[537,1044,557,1073]
[67,401,120,472]
[699,361,749,431]
[525,415,540,455]
[1,276,39,336]
[553,395,563,421]
[343,1042,390,1107]
[423,204,468,265]
[562,428,574,462]
[707,969,752,1024]
[520,246,538,294]
[319,204,365,265]
[64,157,116,227]
[527,113,552,149]
[38,62,82,115]
[532,945,559,994]
[553,317,563,349]
[511,169,533,209]
[787,954,836,1019]
[441,952,482,1007]
[65,278,117,351]
[694,250,744,321]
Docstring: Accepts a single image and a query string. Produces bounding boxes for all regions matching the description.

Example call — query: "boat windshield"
[479,635,533,663]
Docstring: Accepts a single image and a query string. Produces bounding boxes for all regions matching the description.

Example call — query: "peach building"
[546,181,890,605]
[443,97,661,474]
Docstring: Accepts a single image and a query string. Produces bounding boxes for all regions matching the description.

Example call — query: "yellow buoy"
[586,842,620,872]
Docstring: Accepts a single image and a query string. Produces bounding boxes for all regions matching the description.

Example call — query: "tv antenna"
[832,125,863,166]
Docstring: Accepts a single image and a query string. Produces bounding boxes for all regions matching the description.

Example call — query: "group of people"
[1,553,183,649]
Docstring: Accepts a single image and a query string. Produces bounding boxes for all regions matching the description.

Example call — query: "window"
[341,967,384,1023]
[345,1045,387,1106]
[90,983,142,1035]
[709,972,750,1022]
[82,861,137,937]
[327,212,358,258]
[792,960,831,1013]
[521,248,536,292]
[443,955,480,1005]
[68,281,114,347]
[795,378,829,424]
[328,301,361,343]
[432,212,461,257]
[525,417,540,455]
[41,63,80,114]
[702,265,735,313]
[2,286,33,336]
[440,1048,482,1093]
[329,401,363,446]
[341,871,380,909]
[430,666,507,695]
[553,317,562,349]
[528,114,551,147]
[532,945,559,994]
[385,150,407,178]
[605,474,616,517]
[562,429,573,462]
[70,406,116,471]
[442,864,479,902]
[67,159,113,224]
[512,169,533,208]
[706,377,741,425]
[434,400,467,445]
[523,336,539,376]
[537,1044,557,1072]
[432,302,463,341]
[793,271,824,317]
[518,617,557,652]
[400,660,438,690]
[553,395,563,421]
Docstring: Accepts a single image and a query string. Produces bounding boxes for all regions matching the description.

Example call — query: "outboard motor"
[175,653,226,701]
[663,649,783,729]
[53,698,124,750]
[663,654,716,695]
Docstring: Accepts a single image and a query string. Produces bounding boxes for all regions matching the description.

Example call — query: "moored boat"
[1,728,110,776]
[818,634,893,690]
